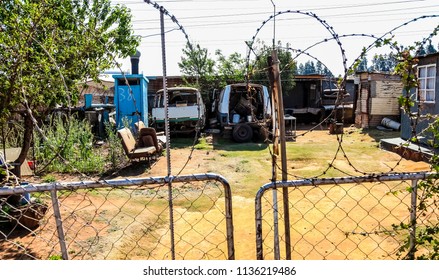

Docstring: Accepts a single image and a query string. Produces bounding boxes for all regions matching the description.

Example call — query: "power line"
[130,4,438,27]
[132,7,439,31]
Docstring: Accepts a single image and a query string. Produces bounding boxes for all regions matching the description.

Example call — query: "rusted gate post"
[267,49,291,260]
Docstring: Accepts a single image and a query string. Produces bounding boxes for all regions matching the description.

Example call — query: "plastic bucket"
[19,182,31,205]
[232,114,240,123]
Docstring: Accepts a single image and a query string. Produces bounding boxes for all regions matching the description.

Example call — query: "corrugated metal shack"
[355,72,403,128]
[284,74,355,124]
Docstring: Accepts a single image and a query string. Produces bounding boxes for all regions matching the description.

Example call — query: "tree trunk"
[14,113,33,167]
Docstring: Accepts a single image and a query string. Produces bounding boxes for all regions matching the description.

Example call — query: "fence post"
[50,189,68,260]
[408,179,418,260]
[255,189,264,260]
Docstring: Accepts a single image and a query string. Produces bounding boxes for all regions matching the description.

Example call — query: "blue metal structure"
[113,74,149,128]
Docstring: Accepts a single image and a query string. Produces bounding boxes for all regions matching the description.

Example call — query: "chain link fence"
[256,172,439,260]
[0,173,234,260]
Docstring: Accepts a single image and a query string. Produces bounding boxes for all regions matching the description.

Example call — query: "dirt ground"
[110,126,430,259]
[1,125,432,260]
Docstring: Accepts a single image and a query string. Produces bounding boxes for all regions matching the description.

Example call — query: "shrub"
[34,113,105,174]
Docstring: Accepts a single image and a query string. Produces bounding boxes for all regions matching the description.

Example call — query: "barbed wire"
[2,1,439,261]
[2,2,438,186]
[243,12,439,181]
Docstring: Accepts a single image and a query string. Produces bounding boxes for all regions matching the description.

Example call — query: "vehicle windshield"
[155,89,199,107]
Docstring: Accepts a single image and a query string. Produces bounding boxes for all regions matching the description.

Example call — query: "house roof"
[85,74,115,88]
[415,51,439,60]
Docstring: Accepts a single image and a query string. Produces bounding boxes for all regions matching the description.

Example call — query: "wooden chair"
[117,127,156,161]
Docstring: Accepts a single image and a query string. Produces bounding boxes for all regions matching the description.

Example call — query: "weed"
[235,160,250,173]
[42,174,56,183]
[194,136,211,150]
[33,113,105,174]
[104,121,126,171]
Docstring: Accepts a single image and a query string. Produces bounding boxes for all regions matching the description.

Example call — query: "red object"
[27,160,35,170]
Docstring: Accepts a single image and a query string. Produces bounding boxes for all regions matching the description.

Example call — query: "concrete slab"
[380,137,434,162]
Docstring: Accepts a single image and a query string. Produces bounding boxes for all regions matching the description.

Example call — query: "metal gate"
[255,172,438,260]
[0,173,234,260]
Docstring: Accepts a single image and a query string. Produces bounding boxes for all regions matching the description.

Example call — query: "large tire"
[232,123,253,143]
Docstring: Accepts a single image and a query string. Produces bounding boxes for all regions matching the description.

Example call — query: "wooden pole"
[271,49,291,260]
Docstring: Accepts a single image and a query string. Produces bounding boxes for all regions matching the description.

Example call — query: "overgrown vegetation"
[31,114,129,175]
[390,39,439,259]
[105,121,127,171]
[33,114,105,174]
[0,121,24,149]
[0,0,139,168]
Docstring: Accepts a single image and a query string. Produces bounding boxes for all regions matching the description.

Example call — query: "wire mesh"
[256,172,439,260]
[0,174,233,260]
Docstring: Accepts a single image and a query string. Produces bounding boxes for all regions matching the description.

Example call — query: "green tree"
[0,0,139,166]
[357,57,369,72]
[178,42,216,87]
[316,61,323,74]
[215,50,246,86]
[249,41,297,94]
[297,63,305,75]
[178,42,246,107]
[426,40,437,54]
[369,53,398,72]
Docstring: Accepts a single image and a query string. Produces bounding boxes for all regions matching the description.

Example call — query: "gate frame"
[1,173,234,260]
[255,172,433,260]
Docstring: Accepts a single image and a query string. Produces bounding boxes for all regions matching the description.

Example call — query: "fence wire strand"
[256,173,439,260]
[0,174,233,260]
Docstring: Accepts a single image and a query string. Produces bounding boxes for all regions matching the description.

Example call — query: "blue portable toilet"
[112,50,149,128]
[113,74,149,128]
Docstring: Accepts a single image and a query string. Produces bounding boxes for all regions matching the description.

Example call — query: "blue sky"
[110,0,439,76]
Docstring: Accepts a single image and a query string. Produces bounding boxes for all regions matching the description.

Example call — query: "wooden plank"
[374,80,403,98]
[370,98,400,115]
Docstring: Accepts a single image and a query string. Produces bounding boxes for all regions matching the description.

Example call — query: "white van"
[151,87,206,134]
[213,83,272,142]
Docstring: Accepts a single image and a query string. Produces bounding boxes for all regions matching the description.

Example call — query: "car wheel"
[232,123,253,143]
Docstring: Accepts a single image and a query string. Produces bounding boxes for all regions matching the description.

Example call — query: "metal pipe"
[0,173,232,195]
[408,179,418,260]
[270,0,276,49]
[257,172,433,194]
[272,186,280,259]
[50,190,69,260]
